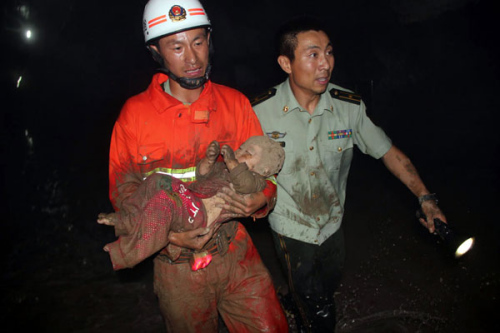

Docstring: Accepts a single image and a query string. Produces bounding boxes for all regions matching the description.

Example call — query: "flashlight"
[416,209,475,258]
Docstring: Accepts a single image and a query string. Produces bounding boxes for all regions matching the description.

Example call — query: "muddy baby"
[97,136,285,270]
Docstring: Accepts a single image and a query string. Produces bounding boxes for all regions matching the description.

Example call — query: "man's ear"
[147,44,165,65]
[149,44,159,53]
[278,55,292,74]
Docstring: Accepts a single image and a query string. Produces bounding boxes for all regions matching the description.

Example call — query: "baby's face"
[235,143,262,173]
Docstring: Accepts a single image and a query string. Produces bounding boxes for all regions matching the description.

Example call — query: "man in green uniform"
[252,17,446,332]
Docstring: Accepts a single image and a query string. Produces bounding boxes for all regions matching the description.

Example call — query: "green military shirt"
[253,78,392,245]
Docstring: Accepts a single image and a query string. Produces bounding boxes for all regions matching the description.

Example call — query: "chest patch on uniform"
[328,129,352,140]
[193,110,210,122]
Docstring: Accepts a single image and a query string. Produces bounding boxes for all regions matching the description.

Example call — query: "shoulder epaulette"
[251,88,277,106]
[330,88,361,105]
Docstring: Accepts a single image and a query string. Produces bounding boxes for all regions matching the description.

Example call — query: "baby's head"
[235,136,285,177]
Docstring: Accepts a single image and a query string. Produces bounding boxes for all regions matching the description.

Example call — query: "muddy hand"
[216,185,266,218]
[221,144,236,161]
[418,201,447,234]
[221,145,239,171]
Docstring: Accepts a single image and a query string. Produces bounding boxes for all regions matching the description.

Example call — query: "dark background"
[1,0,499,332]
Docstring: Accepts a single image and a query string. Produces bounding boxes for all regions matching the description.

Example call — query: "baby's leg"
[103,177,208,269]
[104,189,185,269]
[97,212,118,226]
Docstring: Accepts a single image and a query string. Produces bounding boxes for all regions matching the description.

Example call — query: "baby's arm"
[197,140,220,178]
[221,145,266,194]
[220,144,239,171]
[228,163,267,194]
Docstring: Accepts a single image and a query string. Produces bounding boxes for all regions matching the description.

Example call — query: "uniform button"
[337,147,343,152]
[142,156,148,161]
[312,194,318,199]
[316,217,320,221]
[314,239,318,243]
[310,171,315,176]
[283,106,289,113]
[330,105,334,111]
[308,118,312,124]
[309,146,314,151]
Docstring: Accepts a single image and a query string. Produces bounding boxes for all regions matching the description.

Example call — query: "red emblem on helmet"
[169,5,187,22]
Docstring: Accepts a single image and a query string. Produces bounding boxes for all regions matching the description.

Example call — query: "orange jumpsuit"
[108,73,287,332]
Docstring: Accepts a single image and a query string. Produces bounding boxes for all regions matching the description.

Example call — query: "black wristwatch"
[418,193,438,206]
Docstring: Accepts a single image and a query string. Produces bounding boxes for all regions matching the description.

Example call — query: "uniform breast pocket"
[319,138,354,172]
[137,143,165,175]
[276,139,295,176]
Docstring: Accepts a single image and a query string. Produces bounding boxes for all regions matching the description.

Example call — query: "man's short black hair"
[276,16,329,62]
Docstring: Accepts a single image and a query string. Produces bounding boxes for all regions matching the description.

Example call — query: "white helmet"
[143,0,211,44]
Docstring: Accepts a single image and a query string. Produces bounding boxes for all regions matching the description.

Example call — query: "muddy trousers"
[272,228,345,333]
[153,222,288,333]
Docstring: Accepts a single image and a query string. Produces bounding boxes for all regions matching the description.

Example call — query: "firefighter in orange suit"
[106,0,288,332]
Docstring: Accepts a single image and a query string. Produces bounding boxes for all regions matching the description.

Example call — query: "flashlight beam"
[455,237,475,258]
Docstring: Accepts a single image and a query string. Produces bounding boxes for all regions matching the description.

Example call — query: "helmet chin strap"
[156,64,211,90]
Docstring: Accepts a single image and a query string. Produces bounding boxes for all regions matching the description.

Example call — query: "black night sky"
[1,0,499,332]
